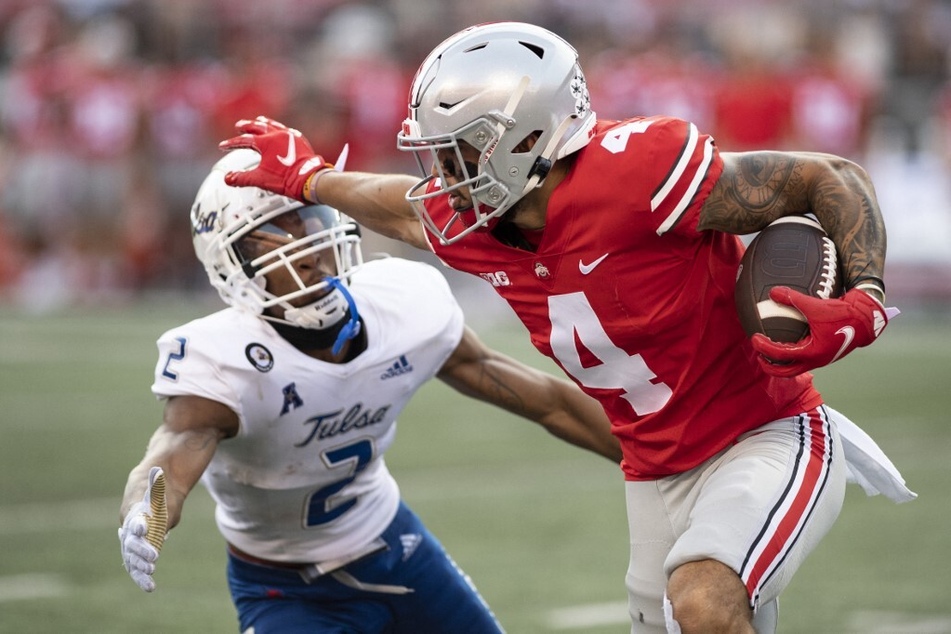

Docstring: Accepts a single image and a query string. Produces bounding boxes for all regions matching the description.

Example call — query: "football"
[735,215,842,343]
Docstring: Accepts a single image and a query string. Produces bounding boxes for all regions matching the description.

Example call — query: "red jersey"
[423,116,822,480]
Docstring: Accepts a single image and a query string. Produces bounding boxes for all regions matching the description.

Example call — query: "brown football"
[735,216,843,343]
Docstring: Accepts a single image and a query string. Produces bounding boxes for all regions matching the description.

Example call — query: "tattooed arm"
[437,326,621,462]
[701,152,894,375]
[120,396,237,529]
[699,151,887,301]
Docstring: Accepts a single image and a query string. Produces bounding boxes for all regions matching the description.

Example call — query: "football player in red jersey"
[219,22,915,634]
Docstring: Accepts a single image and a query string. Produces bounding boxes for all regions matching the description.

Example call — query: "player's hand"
[218,116,332,201]
[751,287,893,377]
[119,466,168,592]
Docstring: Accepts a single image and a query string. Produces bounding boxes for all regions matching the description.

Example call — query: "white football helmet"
[192,149,363,350]
[397,22,596,244]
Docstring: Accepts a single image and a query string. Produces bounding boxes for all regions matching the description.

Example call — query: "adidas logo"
[380,355,414,380]
[400,533,422,561]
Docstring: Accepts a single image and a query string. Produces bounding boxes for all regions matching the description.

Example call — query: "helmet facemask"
[192,150,364,353]
[401,114,516,242]
[397,22,596,245]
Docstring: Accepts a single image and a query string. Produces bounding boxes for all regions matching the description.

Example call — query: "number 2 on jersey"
[548,292,671,415]
[161,337,187,381]
[304,439,373,527]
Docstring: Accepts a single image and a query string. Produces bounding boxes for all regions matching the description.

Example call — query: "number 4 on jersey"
[600,119,653,154]
[548,292,671,415]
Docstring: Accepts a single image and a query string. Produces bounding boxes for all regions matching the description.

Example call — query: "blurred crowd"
[2,0,951,310]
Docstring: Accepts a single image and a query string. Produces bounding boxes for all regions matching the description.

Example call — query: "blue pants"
[227,502,504,633]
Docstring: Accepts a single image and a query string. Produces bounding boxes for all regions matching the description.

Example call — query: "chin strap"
[327,277,361,355]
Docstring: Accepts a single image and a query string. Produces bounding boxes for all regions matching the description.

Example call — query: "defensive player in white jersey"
[118,148,621,634]
[218,22,916,634]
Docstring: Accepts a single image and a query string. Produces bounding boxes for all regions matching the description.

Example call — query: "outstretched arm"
[699,151,891,375]
[121,396,237,528]
[312,170,427,249]
[437,326,621,463]
[119,395,237,591]
[219,116,428,249]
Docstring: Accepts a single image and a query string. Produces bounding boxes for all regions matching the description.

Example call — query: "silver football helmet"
[397,22,596,244]
[192,149,363,350]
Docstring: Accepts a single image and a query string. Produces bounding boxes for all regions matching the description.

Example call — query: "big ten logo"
[479,271,511,287]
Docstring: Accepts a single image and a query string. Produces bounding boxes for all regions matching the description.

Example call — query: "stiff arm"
[306,170,430,251]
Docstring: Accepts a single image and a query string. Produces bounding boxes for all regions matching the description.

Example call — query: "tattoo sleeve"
[700,151,887,294]
[807,163,887,294]
[700,152,807,233]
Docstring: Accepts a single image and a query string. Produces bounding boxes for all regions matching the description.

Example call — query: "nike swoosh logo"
[579,253,609,275]
[831,325,855,362]
[277,132,296,166]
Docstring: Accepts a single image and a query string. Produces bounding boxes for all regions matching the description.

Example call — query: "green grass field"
[1,297,949,633]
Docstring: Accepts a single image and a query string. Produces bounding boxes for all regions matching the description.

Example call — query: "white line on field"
[0,498,118,535]
[0,471,616,537]
[847,610,951,633]
[545,604,951,632]
[545,601,630,629]
[0,494,220,535]
[0,574,70,602]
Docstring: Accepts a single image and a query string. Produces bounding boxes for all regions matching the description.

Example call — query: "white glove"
[119,466,168,592]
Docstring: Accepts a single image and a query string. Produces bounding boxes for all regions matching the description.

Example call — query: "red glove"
[751,287,892,377]
[218,116,332,201]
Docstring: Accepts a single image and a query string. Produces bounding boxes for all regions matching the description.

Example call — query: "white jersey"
[151,258,465,562]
